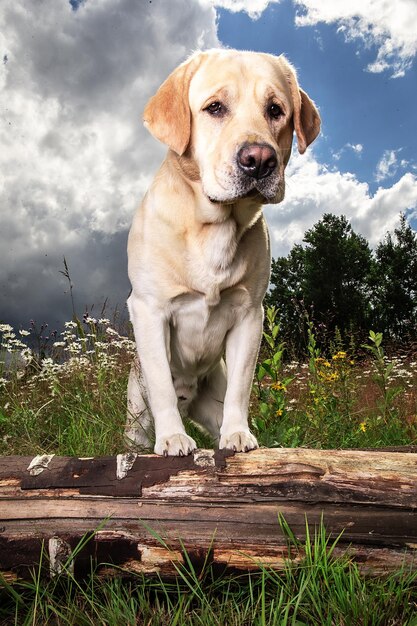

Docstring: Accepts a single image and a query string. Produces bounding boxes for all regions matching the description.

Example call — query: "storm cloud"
[0,0,218,331]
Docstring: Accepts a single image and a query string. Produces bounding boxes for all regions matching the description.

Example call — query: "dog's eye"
[205,101,225,116]
[268,103,284,119]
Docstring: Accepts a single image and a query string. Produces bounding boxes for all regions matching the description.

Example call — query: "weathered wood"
[1,447,417,580]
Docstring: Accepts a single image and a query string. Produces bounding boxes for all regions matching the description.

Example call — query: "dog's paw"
[219,430,258,452]
[154,433,197,457]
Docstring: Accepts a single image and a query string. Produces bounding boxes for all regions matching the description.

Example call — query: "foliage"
[362,330,405,434]
[371,213,417,342]
[268,212,417,355]
[251,312,416,450]
[1,308,417,623]
[0,317,135,455]
[253,307,294,446]
[1,311,416,455]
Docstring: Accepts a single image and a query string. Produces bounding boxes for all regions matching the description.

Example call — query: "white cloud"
[201,0,281,19]
[348,143,363,154]
[375,149,399,182]
[294,0,417,77]
[0,0,219,328]
[333,142,363,161]
[265,151,417,257]
[374,148,412,182]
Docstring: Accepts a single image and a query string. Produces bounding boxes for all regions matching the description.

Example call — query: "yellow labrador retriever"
[125,48,320,456]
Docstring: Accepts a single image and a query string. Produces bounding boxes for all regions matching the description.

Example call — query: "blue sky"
[0,0,416,330]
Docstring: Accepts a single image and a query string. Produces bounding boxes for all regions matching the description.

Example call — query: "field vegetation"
[1,212,416,623]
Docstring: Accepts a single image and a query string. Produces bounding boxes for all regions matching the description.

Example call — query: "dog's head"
[143,49,320,204]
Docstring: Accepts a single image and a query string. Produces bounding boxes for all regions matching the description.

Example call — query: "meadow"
[1,310,417,624]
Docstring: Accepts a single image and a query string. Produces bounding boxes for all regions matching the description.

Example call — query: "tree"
[371,214,417,343]
[302,214,373,335]
[268,214,374,352]
[267,244,307,354]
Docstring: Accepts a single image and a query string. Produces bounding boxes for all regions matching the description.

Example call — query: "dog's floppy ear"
[143,57,198,156]
[295,88,321,154]
[283,59,321,154]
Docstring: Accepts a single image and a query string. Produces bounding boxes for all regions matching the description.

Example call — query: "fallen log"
[1,447,417,581]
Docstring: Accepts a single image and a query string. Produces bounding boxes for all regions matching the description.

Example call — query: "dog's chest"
[169,286,248,374]
[186,217,246,306]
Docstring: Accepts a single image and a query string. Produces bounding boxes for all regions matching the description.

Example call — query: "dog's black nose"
[237,143,277,179]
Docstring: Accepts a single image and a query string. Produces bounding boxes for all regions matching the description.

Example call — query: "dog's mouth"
[207,177,282,205]
[207,188,263,204]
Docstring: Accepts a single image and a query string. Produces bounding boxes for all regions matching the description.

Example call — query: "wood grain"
[1,447,416,579]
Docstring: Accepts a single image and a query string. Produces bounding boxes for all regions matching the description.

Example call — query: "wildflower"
[359,422,367,432]
[332,351,347,360]
[105,327,120,336]
[20,348,33,364]
[271,381,286,391]
[64,321,78,329]
[315,357,331,367]
[275,409,283,417]
[318,371,339,382]
[327,372,339,382]
[18,329,31,337]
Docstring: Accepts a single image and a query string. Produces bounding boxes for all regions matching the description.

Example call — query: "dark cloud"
[0,0,218,332]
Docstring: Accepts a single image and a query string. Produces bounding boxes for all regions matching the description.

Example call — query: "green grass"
[1,313,417,623]
[1,518,417,625]
[1,313,416,456]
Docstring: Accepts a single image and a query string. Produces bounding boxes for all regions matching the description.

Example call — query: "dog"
[125,48,320,456]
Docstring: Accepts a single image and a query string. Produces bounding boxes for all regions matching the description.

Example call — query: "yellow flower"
[359,422,367,432]
[332,351,347,360]
[271,381,285,391]
[319,371,339,382]
[276,409,283,417]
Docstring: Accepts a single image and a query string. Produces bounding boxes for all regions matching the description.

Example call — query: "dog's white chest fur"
[186,216,247,306]
[170,286,248,376]
[169,217,249,379]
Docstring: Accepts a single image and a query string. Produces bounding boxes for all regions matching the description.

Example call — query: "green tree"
[371,213,417,343]
[267,244,307,354]
[302,214,373,335]
[268,214,373,352]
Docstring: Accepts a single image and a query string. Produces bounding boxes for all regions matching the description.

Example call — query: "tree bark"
[1,447,417,581]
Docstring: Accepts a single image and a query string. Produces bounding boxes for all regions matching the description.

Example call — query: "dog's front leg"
[128,294,196,456]
[220,306,263,452]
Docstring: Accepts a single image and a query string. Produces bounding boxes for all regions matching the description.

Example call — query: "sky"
[1,0,416,332]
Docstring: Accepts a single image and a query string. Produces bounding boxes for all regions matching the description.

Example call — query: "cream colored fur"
[125,49,320,456]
